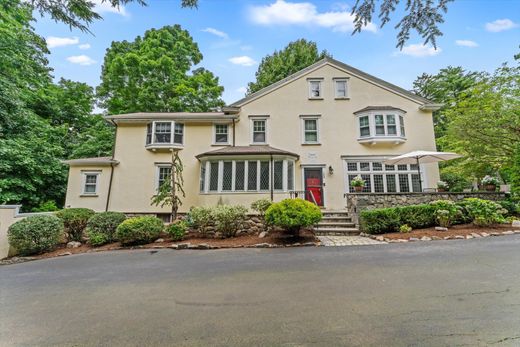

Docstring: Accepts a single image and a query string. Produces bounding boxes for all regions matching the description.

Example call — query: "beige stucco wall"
[64,62,439,213]
[0,206,19,259]
[64,166,112,212]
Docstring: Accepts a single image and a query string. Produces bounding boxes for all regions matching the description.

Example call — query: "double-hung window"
[308,80,322,98]
[156,166,172,189]
[146,121,184,146]
[334,79,348,98]
[301,116,319,144]
[359,116,370,137]
[251,118,267,144]
[82,172,99,195]
[214,124,229,144]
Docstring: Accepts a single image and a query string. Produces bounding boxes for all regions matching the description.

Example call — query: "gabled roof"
[229,57,433,107]
[196,145,299,159]
[354,106,407,115]
[63,157,119,166]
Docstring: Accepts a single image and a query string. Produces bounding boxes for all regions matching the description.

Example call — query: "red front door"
[304,168,323,206]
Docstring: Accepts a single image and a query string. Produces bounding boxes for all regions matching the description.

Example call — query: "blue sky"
[35,0,519,105]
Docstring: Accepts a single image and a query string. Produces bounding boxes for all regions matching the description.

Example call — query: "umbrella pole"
[416,157,422,192]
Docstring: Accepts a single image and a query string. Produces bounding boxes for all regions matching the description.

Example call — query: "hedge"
[360,204,436,234]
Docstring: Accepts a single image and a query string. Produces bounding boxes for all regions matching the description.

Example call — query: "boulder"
[177,243,190,249]
[512,220,520,227]
[454,235,465,239]
[465,235,473,239]
[420,236,432,241]
[258,231,268,238]
[154,238,164,243]
[66,241,81,248]
[502,230,514,235]
[435,227,448,231]
[471,233,482,238]
[480,232,490,237]
[58,252,72,256]
[254,243,270,248]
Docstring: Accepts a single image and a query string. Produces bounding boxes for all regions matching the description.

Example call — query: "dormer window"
[308,79,322,99]
[354,107,407,145]
[146,121,184,148]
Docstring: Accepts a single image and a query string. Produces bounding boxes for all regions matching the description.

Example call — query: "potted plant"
[437,181,449,192]
[481,175,500,192]
[350,175,366,192]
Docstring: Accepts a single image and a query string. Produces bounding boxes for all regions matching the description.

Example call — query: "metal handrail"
[289,190,318,205]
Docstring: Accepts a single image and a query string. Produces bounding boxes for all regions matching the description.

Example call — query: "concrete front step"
[317,222,356,228]
[321,216,352,222]
[314,227,360,235]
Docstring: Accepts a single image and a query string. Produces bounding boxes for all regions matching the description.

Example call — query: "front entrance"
[304,168,324,206]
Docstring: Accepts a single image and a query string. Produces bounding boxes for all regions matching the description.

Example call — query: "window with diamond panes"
[373,174,384,192]
[361,174,371,192]
[411,174,421,192]
[386,175,397,192]
[247,161,257,191]
[260,161,270,190]
[222,161,232,191]
[209,162,219,191]
[199,165,206,192]
[274,161,283,190]
[235,161,245,191]
[347,162,358,171]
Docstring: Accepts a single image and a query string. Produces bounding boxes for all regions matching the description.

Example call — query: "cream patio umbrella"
[383,150,463,191]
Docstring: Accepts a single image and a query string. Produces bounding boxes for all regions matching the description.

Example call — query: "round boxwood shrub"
[86,212,127,246]
[165,220,188,241]
[265,198,322,234]
[8,215,63,256]
[116,216,164,245]
[56,208,95,242]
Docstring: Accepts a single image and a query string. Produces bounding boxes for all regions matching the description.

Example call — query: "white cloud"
[202,27,229,39]
[236,86,248,94]
[229,56,257,67]
[485,19,518,32]
[455,40,478,47]
[249,0,376,33]
[66,55,96,66]
[398,44,441,57]
[92,0,129,17]
[240,45,253,51]
[46,36,79,48]
[78,43,91,50]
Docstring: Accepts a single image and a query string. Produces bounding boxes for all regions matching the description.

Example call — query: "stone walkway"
[318,236,386,247]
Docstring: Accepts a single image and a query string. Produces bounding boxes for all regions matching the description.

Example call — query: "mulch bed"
[380,223,520,240]
[3,229,319,263]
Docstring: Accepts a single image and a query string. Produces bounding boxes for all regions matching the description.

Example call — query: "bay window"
[356,110,406,142]
[146,121,184,146]
[200,159,295,193]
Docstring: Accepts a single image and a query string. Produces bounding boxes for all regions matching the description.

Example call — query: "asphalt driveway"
[1,236,520,346]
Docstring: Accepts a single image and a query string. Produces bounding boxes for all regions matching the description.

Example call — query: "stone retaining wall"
[347,192,507,226]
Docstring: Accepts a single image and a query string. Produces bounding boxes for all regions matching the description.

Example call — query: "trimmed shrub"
[115,216,164,245]
[187,206,213,236]
[56,208,95,242]
[265,198,322,234]
[463,198,507,226]
[399,224,412,233]
[86,212,126,246]
[360,208,401,234]
[212,205,248,238]
[497,199,520,216]
[166,220,188,241]
[251,198,272,217]
[8,215,63,255]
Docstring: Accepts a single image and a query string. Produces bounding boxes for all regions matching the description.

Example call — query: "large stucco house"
[64,57,441,220]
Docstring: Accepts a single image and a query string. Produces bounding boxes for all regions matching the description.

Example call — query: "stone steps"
[315,210,359,236]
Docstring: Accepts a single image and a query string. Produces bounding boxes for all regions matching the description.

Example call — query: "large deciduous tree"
[97,25,224,114]
[247,39,330,95]
[413,66,481,142]
[443,63,520,181]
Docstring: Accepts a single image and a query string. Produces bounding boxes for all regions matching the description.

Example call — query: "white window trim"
[308,79,323,99]
[343,158,423,193]
[355,111,406,142]
[155,164,172,190]
[333,78,349,99]
[146,121,184,147]
[199,158,295,194]
[81,171,100,196]
[213,123,230,145]
[300,116,320,145]
[250,117,268,145]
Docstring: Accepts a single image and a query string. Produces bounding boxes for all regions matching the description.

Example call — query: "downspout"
[232,119,236,147]
[270,154,274,201]
[105,120,117,212]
